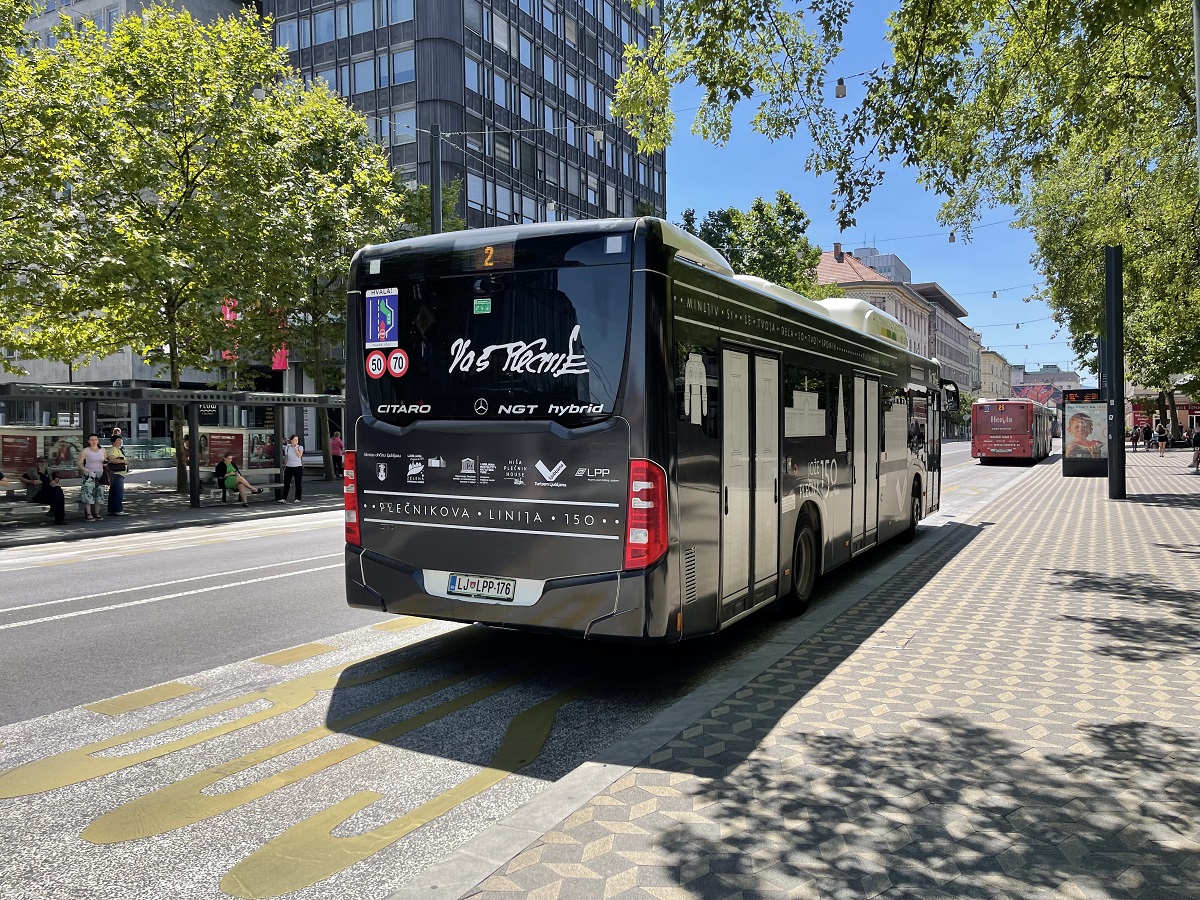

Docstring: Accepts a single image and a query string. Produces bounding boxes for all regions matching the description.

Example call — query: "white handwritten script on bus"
[448,325,589,377]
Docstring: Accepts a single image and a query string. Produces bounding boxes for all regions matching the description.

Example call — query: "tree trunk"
[1156,390,1168,434]
[168,302,188,493]
[311,338,334,481]
[1166,390,1181,441]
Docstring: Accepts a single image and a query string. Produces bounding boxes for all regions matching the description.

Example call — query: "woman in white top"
[77,433,108,521]
[281,434,304,502]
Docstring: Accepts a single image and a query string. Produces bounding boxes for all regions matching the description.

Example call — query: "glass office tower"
[266,0,667,225]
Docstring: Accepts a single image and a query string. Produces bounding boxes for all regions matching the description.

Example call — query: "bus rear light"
[344,450,361,547]
[624,459,667,569]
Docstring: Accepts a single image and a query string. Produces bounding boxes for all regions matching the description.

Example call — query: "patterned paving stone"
[463,455,1200,899]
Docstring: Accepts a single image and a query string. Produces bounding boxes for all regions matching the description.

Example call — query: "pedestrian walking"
[1190,425,1200,473]
[1142,424,1151,449]
[1130,426,1139,452]
[1156,422,1169,457]
[106,434,130,516]
[329,431,344,478]
[77,433,108,521]
[279,434,304,502]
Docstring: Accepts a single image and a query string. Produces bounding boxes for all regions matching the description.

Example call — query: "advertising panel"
[1062,391,1107,477]
[247,431,277,468]
[207,432,245,466]
[1,434,38,471]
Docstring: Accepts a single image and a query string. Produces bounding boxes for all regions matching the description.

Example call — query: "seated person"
[19,457,66,525]
[214,453,263,507]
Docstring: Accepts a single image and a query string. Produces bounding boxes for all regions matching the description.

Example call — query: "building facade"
[267,0,666,225]
[851,247,912,284]
[816,246,932,359]
[979,349,1012,399]
[910,282,973,393]
[1018,364,1082,392]
[26,0,248,44]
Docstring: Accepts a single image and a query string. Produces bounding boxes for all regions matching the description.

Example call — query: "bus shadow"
[321,525,984,786]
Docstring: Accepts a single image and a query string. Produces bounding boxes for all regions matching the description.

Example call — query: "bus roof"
[816,297,909,350]
[732,275,831,320]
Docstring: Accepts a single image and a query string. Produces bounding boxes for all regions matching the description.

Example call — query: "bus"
[343,218,942,642]
[971,398,1053,463]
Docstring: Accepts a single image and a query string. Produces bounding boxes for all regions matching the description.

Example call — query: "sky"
[657,2,1092,384]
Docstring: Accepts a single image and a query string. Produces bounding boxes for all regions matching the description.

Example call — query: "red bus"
[971,398,1053,463]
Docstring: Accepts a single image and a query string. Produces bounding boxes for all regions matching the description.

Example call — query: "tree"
[612,1,1200,388]
[239,79,464,479]
[17,6,308,490]
[678,191,841,299]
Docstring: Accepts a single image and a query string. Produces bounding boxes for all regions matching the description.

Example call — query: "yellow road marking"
[84,664,525,844]
[372,617,425,632]
[253,643,337,667]
[221,684,589,899]
[85,683,201,717]
[0,618,432,798]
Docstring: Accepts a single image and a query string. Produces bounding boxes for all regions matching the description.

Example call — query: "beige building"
[980,350,1012,399]
[816,246,931,359]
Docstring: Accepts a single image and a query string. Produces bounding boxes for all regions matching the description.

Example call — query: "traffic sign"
[365,350,386,379]
[387,348,409,378]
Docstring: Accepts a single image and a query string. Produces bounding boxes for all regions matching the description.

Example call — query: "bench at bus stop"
[0,471,80,523]
[202,467,282,503]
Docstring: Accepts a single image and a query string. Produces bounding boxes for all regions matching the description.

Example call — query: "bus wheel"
[780,516,818,617]
[902,489,921,544]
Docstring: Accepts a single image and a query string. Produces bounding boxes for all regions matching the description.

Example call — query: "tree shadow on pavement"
[1049,569,1200,663]
[651,714,1200,899]
[1123,491,1200,511]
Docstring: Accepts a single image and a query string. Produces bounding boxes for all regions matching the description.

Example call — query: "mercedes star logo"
[474,398,488,415]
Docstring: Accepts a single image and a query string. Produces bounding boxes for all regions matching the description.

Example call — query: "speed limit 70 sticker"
[365,350,386,379]
[387,349,409,377]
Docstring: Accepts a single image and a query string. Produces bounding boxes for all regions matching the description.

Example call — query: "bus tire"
[901,486,921,544]
[779,515,818,617]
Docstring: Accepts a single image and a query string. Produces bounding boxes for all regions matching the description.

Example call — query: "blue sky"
[658,3,1091,383]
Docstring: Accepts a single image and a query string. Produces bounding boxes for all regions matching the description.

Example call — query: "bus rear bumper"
[345,547,666,640]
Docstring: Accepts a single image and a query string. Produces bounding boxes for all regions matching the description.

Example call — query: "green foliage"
[612,0,1199,390]
[678,190,841,299]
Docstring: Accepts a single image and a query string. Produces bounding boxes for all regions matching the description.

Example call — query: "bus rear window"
[360,261,630,426]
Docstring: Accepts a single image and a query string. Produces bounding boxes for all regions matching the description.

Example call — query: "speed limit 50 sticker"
[365,350,387,379]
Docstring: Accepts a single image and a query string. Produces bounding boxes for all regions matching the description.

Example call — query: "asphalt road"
[0,442,1057,900]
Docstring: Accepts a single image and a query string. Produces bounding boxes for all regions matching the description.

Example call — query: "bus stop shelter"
[0,383,344,507]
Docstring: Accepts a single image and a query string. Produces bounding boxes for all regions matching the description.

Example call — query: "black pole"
[187,401,201,507]
[1105,245,1126,499]
[430,124,442,235]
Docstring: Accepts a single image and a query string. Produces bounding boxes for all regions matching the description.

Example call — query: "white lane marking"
[0,554,342,614]
[0,514,341,571]
[0,564,341,631]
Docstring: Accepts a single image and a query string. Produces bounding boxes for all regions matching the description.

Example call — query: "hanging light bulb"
[1015,322,1020,329]
[992,290,997,298]
[948,231,956,243]
[835,77,847,98]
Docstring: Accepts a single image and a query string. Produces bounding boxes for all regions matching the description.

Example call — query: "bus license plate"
[448,573,516,601]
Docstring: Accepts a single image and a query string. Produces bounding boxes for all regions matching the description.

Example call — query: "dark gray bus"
[343,218,941,641]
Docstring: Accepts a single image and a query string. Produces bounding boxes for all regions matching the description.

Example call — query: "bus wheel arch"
[902,477,922,544]
[780,503,821,617]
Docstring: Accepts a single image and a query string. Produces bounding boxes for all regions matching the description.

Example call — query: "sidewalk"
[398,451,1200,900]
[0,470,343,549]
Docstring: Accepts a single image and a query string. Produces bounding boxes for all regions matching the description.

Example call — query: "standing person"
[1190,425,1200,473]
[1143,423,1152,449]
[19,457,66,525]
[77,433,108,521]
[106,434,130,516]
[1130,425,1139,452]
[1156,422,1169,457]
[280,434,304,502]
[329,431,344,478]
